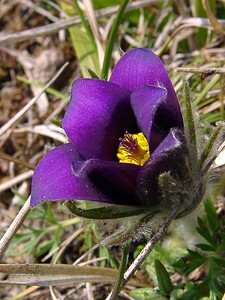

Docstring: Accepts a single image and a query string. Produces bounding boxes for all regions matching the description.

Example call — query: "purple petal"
[110,48,183,127]
[136,128,187,206]
[73,159,141,205]
[131,85,183,152]
[131,85,168,152]
[62,79,136,161]
[30,144,116,207]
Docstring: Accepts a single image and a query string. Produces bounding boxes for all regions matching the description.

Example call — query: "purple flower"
[30,48,186,208]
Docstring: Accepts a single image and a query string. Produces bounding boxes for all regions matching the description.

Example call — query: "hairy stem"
[121,205,181,286]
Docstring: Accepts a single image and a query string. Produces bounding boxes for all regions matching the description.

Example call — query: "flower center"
[117,132,150,166]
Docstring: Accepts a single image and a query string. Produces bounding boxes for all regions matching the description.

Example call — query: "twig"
[0,197,31,259]
[0,62,69,138]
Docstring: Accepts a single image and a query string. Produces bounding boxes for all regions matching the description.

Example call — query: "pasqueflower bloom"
[31,47,225,243]
[31,48,186,209]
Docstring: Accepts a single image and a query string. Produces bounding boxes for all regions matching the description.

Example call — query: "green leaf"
[199,123,225,172]
[197,218,216,247]
[35,239,56,259]
[130,288,167,300]
[191,0,215,47]
[209,288,219,300]
[181,278,210,300]
[69,27,100,77]
[184,257,205,275]
[196,219,216,247]
[218,230,225,242]
[98,246,118,269]
[84,66,100,79]
[17,76,68,100]
[50,119,62,128]
[65,201,147,219]
[101,0,129,79]
[72,0,96,48]
[195,243,216,252]
[60,1,100,77]
[93,0,119,9]
[110,244,130,299]
[181,80,198,167]
[195,74,220,106]
[187,249,205,261]
[44,202,58,224]
[209,271,224,299]
[213,257,225,268]
[204,199,218,233]
[154,259,173,296]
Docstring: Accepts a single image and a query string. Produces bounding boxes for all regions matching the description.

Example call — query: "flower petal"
[62,79,136,161]
[73,159,141,205]
[131,85,170,152]
[136,128,187,206]
[110,48,183,126]
[30,144,116,207]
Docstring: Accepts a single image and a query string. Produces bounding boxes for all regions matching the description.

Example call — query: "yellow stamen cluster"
[117,132,150,166]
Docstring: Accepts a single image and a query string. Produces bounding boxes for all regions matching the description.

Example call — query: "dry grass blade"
[14,125,67,143]
[181,17,225,28]
[21,0,59,22]
[8,286,40,300]
[0,264,143,287]
[177,67,225,74]
[0,0,20,18]
[202,0,225,35]
[82,0,105,68]
[41,229,84,262]
[0,0,158,45]
[0,170,34,193]
[0,152,35,170]
[0,62,69,138]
